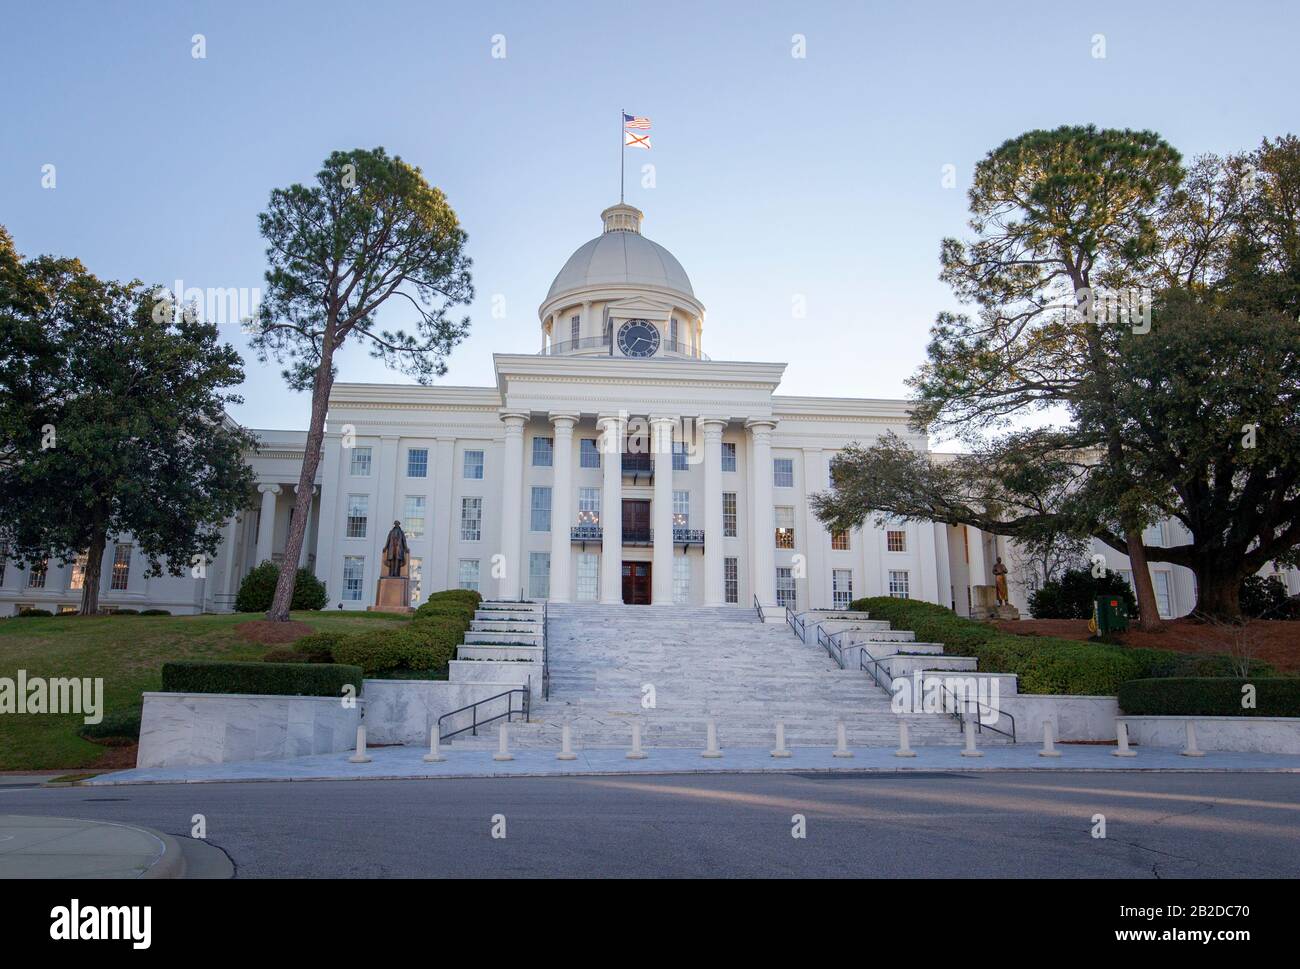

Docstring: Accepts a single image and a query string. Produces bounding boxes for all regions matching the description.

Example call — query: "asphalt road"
[3,771,1298,877]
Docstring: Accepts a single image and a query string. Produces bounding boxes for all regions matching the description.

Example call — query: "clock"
[617,319,661,358]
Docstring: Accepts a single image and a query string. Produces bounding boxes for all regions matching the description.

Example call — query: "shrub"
[1028,568,1137,620]
[1118,678,1300,717]
[138,609,172,616]
[112,609,139,615]
[849,597,1269,696]
[1239,574,1292,619]
[263,647,303,663]
[78,706,143,743]
[161,660,362,697]
[333,616,466,676]
[414,602,476,624]
[17,608,53,617]
[424,588,482,609]
[291,631,346,664]
[234,560,328,612]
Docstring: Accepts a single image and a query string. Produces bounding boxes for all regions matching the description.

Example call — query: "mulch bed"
[233,619,315,645]
[993,618,1300,673]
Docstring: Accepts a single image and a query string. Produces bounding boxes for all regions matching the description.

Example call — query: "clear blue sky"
[3,1,1296,436]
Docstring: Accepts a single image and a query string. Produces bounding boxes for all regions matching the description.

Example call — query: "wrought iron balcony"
[570,524,603,545]
[673,528,705,547]
[621,452,654,483]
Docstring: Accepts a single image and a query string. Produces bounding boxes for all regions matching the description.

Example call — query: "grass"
[0,610,408,771]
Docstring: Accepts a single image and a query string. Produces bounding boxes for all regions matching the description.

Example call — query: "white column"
[967,526,989,586]
[747,419,778,607]
[801,446,826,611]
[548,413,578,603]
[498,413,528,599]
[598,414,623,604]
[295,485,317,567]
[255,484,280,564]
[314,430,342,590]
[430,437,456,593]
[918,520,940,604]
[221,514,242,602]
[651,416,676,604]
[701,418,726,606]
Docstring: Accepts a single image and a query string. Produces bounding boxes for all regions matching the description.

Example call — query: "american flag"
[623,114,651,130]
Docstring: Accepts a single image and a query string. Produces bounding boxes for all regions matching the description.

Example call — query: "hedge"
[424,588,482,608]
[161,660,363,697]
[332,613,467,677]
[78,706,143,742]
[850,597,1272,696]
[1118,678,1300,717]
[235,560,328,612]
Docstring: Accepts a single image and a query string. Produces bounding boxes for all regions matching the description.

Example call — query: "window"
[578,487,601,526]
[773,458,794,487]
[1153,571,1173,618]
[528,552,550,599]
[463,449,484,479]
[962,526,970,563]
[672,441,689,471]
[532,437,553,467]
[346,494,369,539]
[833,569,854,609]
[69,552,88,590]
[888,570,910,599]
[0,542,7,586]
[721,442,736,472]
[1143,523,1165,548]
[570,314,580,345]
[404,495,426,539]
[722,492,738,537]
[408,557,422,605]
[1117,569,1135,597]
[350,446,372,477]
[776,567,796,608]
[531,486,552,532]
[831,530,850,551]
[27,556,48,589]
[343,556,365,601]
[670,317,679,345]
[110,544,132,591]
[407,448,428,478]
[460,497,482,541]
[576,553,599,602]
[580,438,601,468]
[724,557,738,604]
[775,506,795,549]
[673,556,691,604]
[886,529,907,552]
[458,559,480,592]
[673,490,690,527]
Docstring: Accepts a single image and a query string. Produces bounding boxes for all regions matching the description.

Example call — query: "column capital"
[293,484,318,497]
[499,410,529,432]
[698,416,729,431]
[744,417,778,432]
[648,414,678,426]
[257,483,282,495]
[548,411,580,430]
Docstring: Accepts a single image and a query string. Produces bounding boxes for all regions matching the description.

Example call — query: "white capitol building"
[3,202,1295,617]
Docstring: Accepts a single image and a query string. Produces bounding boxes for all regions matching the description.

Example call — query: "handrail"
[816,625,845,669]
[934,679,1016,743]
[753,594,765,623]
[437,687,530,742]
[541,599,550,701]
[858,645,895,693]
[785,604,805,641]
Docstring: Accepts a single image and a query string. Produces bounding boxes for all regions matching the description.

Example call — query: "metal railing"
[438,687,531,742]
[858,645,895,693]
[785,603,805,641]
[817,625,845,668]
[935,679,1016,743]
[541,600,550,701]
[753,594,765,623]
[541,335,612,355]
[571,524,602,543]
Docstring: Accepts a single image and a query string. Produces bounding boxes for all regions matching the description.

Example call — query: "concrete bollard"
[422,726,445,763]
[702,718,723,758]
[960,718,982,757]
[556,720,577,761]
[1113,720,1137,757]
[626,721,648,760]
[1039,719,1062,758]
[895,720,917,758]
[348,724,371,764]
[771,720,792,758]
[1181,720,1205,757]
[493,722,514,762]
[833,720,854,758]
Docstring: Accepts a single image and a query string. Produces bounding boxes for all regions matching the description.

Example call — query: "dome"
[545,203,694,303]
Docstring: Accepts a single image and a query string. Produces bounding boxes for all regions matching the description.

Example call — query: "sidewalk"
[0,815,233,878]
[82,742,1300,786]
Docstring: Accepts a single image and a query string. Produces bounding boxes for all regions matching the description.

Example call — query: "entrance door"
[622,562,652,604]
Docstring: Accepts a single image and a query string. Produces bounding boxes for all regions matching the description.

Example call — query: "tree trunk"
[266,340,335,622]
[79,526,107,616]
[1192,567,1243,619]
[1124,529,1164,632]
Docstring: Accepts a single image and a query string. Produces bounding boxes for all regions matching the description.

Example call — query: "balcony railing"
[571,524,602,545]
[621,453,653,477]
[539,334,711,360]
[570,524,704,548]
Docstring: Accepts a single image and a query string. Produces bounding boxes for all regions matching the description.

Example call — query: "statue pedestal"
[369,576,414,614]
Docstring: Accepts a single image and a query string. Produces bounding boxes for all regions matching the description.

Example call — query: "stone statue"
[992,556,1009,606]
[382,521,408,578]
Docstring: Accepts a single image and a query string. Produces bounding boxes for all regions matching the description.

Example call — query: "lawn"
[0,611,408,771]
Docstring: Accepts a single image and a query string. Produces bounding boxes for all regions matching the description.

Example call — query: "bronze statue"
[992,556,1009,606]
[382,520,408,578]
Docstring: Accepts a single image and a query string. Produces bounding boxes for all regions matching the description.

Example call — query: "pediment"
[606,295,675,320]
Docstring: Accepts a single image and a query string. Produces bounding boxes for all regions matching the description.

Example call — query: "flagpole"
[619,107,624,204]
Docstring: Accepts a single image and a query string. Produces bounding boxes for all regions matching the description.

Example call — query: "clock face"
[617,319,661,358]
